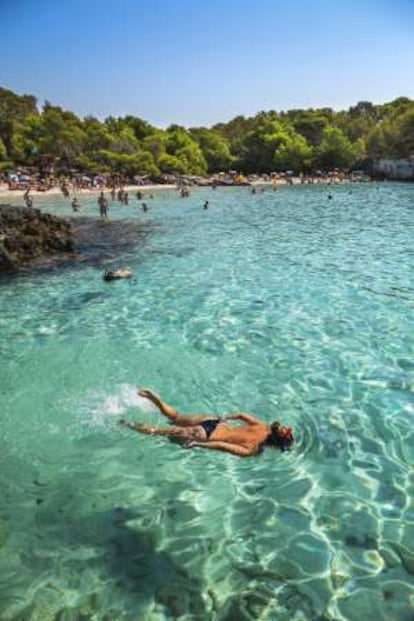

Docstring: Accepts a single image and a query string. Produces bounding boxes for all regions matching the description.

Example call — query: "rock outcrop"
[0,204,74,271]
[370,158,414,180]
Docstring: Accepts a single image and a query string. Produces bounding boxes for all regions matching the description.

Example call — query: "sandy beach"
[0,177,344,201]
[0,183,178,200]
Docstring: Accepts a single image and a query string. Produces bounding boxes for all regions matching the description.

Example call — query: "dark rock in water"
[0,516,9,549]
[0,204,73,272]
[78,291,106,303]
[0,206,154,274]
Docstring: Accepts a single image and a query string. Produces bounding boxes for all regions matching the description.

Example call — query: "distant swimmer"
[203,200,209,210]
[136,191,143,200]
[120,388,294,457]
[142,202,148,212]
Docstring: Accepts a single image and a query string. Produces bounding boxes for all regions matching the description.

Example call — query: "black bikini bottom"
[199,418,221,439]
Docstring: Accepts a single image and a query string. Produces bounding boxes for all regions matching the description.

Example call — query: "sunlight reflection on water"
[1,183,413,620]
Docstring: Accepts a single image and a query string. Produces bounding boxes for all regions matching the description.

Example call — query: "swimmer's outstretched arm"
[185,440,256,457]
[119,420,154,433]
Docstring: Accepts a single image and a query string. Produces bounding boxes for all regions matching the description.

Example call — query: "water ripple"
[1,184,414,620]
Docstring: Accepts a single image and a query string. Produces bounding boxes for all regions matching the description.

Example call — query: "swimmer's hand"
[119,419,155,433]
[183,440,198,449]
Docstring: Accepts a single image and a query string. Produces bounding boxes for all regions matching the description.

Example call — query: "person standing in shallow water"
[120,388,294,457]
[71,197,80,211]
[24,189,33,208]
[98,191,108,220]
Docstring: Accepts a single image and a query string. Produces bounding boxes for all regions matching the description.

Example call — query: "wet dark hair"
[265,421,294,452]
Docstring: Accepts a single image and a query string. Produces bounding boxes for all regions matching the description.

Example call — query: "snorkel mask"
[269,421,294,451]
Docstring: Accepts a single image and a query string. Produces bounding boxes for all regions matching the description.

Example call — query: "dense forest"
[0,86,413,178]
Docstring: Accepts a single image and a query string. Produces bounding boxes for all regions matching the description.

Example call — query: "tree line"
[0,86,413,178]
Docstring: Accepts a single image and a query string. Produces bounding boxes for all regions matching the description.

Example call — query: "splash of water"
[78,383,158,429]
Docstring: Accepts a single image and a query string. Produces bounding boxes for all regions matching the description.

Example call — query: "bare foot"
[138,388,159,402]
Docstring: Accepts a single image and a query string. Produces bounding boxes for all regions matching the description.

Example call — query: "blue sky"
[2,0,413,127]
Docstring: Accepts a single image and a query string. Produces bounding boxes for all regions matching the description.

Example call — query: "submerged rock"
[0,516,9,549]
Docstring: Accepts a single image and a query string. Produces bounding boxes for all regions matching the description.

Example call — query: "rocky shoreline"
[0,205,152,273]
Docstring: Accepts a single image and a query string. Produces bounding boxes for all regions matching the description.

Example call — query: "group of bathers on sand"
[120,388,294,458]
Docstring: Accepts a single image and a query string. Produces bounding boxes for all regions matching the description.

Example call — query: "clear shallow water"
[0,183,413,620]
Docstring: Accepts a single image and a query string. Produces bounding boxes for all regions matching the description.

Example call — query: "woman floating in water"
[120,388,294,457]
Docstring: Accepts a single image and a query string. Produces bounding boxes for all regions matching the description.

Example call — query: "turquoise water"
[1,183,413,621]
